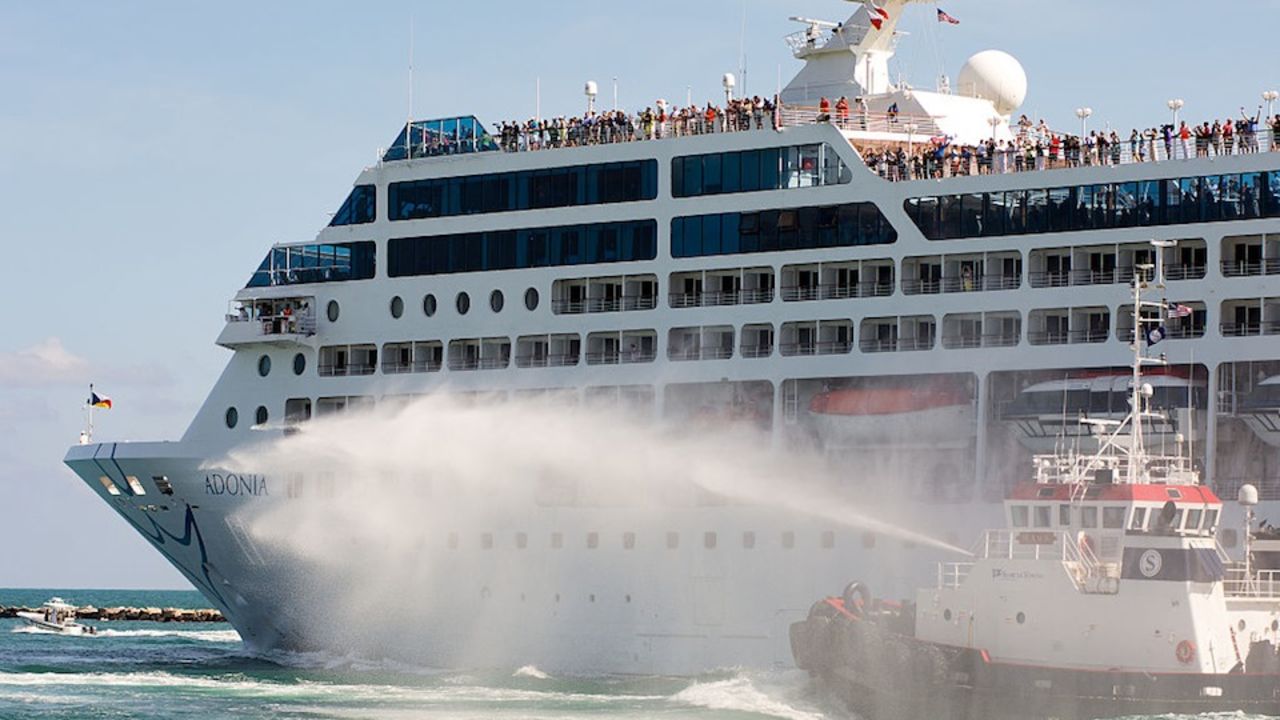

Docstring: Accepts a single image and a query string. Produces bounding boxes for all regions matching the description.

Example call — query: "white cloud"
[0,337,90,387]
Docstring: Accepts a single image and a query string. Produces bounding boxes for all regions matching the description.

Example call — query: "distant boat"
[16,598,98,636]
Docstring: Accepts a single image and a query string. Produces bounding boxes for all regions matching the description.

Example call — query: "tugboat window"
[1034,506,1051,528]
[1011,506,1029,528]
[1186,508,1203,530]
[1131,507,1148,530]
[225,407,238,429]
[1204,508,1220,530]
[1081,506,1098,528]
[1103,507,1125,529]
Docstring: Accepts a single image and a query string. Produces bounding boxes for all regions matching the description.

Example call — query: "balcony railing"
[1028,271,1071,289]
[669,288,774,308]
[902,278,941,295]
[516,353,580,369]
[860,336,935,353]
[1028,330,1070,346]
[942,334,983,350]
[1221,322,1263,337]
[1222,259,1264,277]
[318,363,376,377]
[552,296,656,314]
[740,344,773,359]
[1165,263,1208,281]
[1069,328,1110,344]
[1224,567,1280,599]
[983,332,1021,348]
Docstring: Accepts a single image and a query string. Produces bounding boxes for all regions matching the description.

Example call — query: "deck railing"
[1224,567,1280,598]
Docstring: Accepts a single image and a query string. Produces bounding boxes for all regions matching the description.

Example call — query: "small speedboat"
[15,598,98,636]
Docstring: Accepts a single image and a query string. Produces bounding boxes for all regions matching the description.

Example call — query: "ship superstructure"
[65,1,1280,673]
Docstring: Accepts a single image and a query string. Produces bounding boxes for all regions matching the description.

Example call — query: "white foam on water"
[512,665,550,680]
[0,671,664,706]
[671,672,827,720]
[94,628,242,643]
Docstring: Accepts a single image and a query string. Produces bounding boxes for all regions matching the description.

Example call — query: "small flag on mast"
[1166,300,1193,319]
[868,1,889,29]
[937,8,961,24]
[1146,325,1167,347]
[89,390,112,409]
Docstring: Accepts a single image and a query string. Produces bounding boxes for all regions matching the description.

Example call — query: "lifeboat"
[807,383,975,449]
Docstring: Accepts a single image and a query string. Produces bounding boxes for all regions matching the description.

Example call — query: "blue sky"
[0,0,1277,590]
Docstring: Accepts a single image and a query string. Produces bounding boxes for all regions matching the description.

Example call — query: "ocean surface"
[0,588,1271,720]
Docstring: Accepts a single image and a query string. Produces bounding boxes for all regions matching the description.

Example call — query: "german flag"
[90,391,112,409]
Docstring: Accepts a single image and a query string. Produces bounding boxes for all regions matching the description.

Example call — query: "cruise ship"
[65,0,1280,675]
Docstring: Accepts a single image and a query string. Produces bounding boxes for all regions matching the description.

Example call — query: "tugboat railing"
[936,529,1118,593]
[1224,566,1280,599]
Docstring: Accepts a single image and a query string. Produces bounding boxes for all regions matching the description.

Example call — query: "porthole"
[944,608,953,622]
[490,289,504,313]
[224,407,238,429]
[456,292,470,315]
[255,406,268,425]
[1239,619,1247,631]
[524,287,539,311]
[326,300,340,322]
[1016,612,1026,625]
[390,295,404,319]
[423,293,437,317]
[293,353,306,376]
[257,355,271,377]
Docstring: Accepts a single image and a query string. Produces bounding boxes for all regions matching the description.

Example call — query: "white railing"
[937,529,1118,594]
[937,562,973,589]
[1224,566,1280,599]
[778,105,944,138]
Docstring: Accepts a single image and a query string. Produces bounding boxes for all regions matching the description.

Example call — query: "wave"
[671,671,827,720]
[0,670,663,706]
[512,664,550,680]
[93,628,242,643]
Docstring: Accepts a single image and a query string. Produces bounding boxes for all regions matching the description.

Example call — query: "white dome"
[957,50,1027,116]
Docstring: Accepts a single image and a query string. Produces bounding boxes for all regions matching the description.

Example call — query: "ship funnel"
[1239,483,1259,506]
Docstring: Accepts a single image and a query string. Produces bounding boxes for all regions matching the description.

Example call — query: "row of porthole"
[942,608,1027,625]
[225,405,270,429]
[256,353,308,378]
[323,289,542,325]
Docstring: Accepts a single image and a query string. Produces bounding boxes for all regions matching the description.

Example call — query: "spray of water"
[219,393,970,669]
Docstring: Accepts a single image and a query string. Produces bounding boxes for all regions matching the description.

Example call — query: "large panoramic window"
[672,201,895,259]
[672,143,852,198]
[389,160,657,221]
[905,170,1280,240]
[329,185,375,226]
[246,242,376,287]
[388,220,657,276]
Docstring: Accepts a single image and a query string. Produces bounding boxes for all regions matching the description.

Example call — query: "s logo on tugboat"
[1139,549,1163,578]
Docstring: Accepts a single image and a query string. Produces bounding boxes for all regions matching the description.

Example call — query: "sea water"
[0,589,1270,720]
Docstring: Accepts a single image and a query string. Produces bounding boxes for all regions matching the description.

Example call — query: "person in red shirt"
[818,96,831,122]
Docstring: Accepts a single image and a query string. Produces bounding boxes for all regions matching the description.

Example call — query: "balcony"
[218,300,317,349]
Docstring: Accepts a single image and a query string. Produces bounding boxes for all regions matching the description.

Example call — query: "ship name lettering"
[204,473,268,497]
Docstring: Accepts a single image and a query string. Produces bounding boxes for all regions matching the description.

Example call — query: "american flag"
[1166,301,1193,319]
[937,8,960,24]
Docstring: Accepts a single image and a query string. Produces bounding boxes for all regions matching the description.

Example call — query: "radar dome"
[957,50,1027,116]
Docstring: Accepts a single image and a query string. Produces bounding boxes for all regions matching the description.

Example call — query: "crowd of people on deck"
[857,106,1280,182]
[497,96,778,152]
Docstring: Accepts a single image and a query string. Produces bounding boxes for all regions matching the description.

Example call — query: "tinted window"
[330,185,375,226]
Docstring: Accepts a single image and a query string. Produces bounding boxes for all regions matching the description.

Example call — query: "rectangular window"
[516,532,528,549]
[666,531,679,549]
[551,532,564,549]
[329,184,376,226]
[1029,504,1049,527]
[587,532,599,549]
[1204,508,1220,530]
[1186,508,1203,530]
[623,532,636,550]
[781,531,795,549]
[704,531,717,549]
[1130,508,1147,530]
[390,161,656,220]
[1102,507,1125,529]
[1059,504,1071,526]
[1081,507,1098,529]
[742,531,756,549]
[671,201,894,259]
[389,220,657,277]
[1011,506,1029,528]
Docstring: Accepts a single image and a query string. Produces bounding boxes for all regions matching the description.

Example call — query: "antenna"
[738,0,748,96]
[405,16,414,159]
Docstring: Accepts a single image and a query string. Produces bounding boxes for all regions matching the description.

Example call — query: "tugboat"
[16,598,98,636]
[791,241,1280,720]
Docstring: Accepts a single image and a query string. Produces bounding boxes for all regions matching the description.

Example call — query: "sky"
[0,0,1277,591]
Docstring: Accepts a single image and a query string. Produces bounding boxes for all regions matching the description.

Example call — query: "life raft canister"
[1175,639,1196,664]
